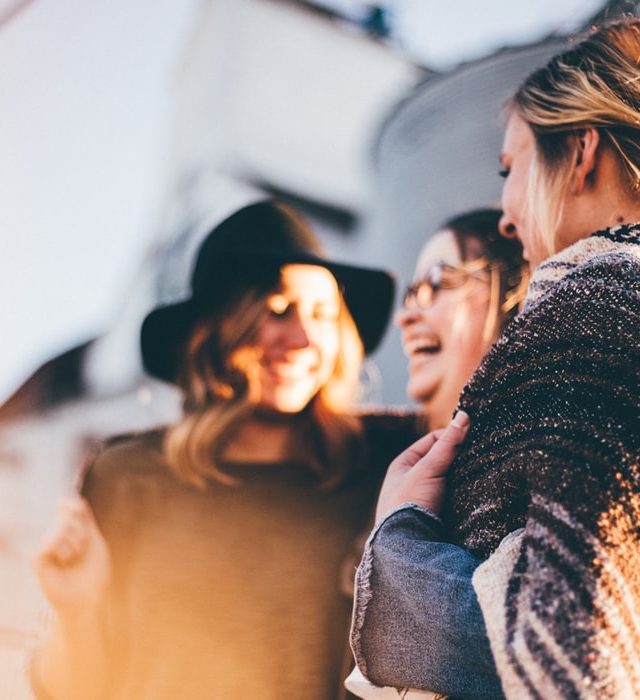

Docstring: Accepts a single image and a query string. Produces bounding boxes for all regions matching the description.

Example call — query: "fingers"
[439,410,470,443]
[390,411,468,474]
[415,411,470,477]
[390,429,446,472]
[37,497,95,568]
[376,412,471,519]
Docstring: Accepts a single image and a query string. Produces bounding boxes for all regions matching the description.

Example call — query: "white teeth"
[267,363,312,379]
[405,338,441,355]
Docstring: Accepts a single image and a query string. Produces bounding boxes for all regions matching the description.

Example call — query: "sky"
[308,0,605,68]
[0,0,609,402]
[391,0,605,69]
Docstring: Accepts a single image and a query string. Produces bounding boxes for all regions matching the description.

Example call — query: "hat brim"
[141,251,394,383]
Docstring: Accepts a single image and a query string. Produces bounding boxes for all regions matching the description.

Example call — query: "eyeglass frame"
[402,258,501,310]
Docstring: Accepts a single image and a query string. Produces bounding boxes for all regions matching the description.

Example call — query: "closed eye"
[267,293,291,317]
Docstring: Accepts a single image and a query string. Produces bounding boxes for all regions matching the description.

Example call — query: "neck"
[222,413,298,462]
[560,151,640,250]
[590,204,640,233]
[556,210,640,258]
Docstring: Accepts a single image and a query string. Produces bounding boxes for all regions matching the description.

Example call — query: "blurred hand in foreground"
[34,496,111,614]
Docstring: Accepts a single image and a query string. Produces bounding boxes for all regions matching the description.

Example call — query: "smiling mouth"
[265,364,315,383]
[405,338,442,356]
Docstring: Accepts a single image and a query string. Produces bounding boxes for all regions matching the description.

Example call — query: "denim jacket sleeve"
[350,505,504,700]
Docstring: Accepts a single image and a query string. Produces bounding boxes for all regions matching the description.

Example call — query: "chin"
[407,377,437,407]
[261,388,317,415]
[270,403,308,414]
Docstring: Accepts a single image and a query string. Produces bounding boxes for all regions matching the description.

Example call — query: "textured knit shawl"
[447,224,640,699]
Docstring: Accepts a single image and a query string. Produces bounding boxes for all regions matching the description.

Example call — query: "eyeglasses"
[402,259,496,309]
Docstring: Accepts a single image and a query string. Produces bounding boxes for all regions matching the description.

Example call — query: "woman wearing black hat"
[31,201,421,700]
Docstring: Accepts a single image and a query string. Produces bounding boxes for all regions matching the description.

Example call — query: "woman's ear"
[571,127,600,194]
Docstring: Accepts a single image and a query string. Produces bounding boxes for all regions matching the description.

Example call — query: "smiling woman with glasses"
[345,208,527,699]
[396,208,528,429]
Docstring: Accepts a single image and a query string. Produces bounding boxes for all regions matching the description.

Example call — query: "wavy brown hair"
[163,269,364,490]
[508,18,640,255]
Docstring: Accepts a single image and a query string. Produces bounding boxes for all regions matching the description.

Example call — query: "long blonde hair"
[164,273,364,490]
[509,18,640,255]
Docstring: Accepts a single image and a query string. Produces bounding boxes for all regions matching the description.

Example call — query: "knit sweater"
[447,224,640,699]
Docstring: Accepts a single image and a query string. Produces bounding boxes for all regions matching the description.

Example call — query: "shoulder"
[81,428,169,497]
[460,248,640,422]
[497,249,640,349]
[561,249,640,293]
[527,249,640,315]
[77,429,172,539]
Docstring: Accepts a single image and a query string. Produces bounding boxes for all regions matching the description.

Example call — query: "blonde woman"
[31,201,421,700]
[350,19,640,700]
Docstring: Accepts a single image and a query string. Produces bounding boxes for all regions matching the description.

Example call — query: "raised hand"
[34,496,111,613]
[375,411,470,521]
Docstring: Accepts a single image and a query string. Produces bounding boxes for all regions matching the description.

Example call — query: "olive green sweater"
[66,413,419,700]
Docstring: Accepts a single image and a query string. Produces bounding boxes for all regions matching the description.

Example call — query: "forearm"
[351,505,503,700]
[31,606,110,700]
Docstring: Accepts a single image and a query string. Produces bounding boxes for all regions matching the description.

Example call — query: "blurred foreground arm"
[31,497,111,700]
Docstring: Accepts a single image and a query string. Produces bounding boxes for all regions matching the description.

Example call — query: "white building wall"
[156,0,419,236]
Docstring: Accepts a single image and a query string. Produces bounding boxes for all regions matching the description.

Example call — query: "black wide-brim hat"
[141,201,395,383]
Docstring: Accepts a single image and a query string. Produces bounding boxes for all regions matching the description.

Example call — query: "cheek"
[440,293,477,344]
[319,327,341,369]
[429,297,458,334]
[503,167,530,223]
[303,321,340,369]
[449,304,472,342]
[449,295,492,354]
[254,318,275,353]
[501,176,517,215]
[470,315,491,355]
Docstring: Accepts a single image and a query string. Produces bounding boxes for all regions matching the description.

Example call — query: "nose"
[283,311,311,350]
[395,304,422,330]
[498,214,518,240]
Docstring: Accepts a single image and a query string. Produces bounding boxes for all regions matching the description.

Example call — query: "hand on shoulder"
[375,411,470,522]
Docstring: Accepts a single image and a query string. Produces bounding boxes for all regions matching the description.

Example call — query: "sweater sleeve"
[350,505,504,700]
